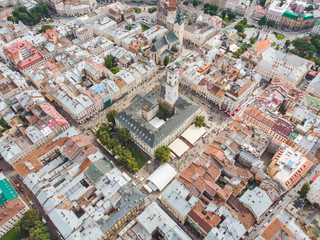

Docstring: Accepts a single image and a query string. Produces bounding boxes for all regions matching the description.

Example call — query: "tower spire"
[176,8,183,26]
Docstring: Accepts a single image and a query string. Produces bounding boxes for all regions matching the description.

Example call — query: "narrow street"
[248,164,320,239]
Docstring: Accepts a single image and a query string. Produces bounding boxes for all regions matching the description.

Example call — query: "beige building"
[108,4,135,24]
[255,47,312,86]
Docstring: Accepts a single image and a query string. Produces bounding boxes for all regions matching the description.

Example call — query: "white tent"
[147,163,177,192]
[181,124,206,146]
[168,138,189,158]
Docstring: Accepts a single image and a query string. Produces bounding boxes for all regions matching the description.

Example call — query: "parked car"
[19,187,24,193]
[14,180,18,184]
[18,176,23,181]
[25,195,31,201]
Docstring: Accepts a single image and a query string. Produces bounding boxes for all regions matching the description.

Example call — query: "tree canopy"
[222,10,227,19]
[227,12,236,20]
[156,109,166,119]
[15,210,51,240]
[118,127,130,143]
[106,109,118,124]
[104,56,117,70]
[38,25,52,33]
[163,56,170,66]
[266,19,275,28]
[8,2,50,26]
[195,116,205,127]
[155,146,171,164]
[95,126,138,172]
[193,0,199,6]
[299,182,310,198]
[258,16,267,26]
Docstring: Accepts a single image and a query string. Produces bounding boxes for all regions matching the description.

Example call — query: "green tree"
[260,0,266,6]
[258,16,267,26]
[235,24,245,33]
[155,146,171,164]
[210,4,219,11]
[100,131,111,146]
[183,0,189,5]
[17,6,28,13]
[112,144,123,156]
[306,5,314,11]
[227,12,236,20]
[195,115,204,127]
[266,19,275,28]
[285,39,291,48]
[106,138,118,150]
[29,221,50,240]
[7,16,18,23]
[222,10,227,19]
[39,25,53,33]
[250,37,257,44]
[299,182,310,198]
[193,0,199,7]
[290,49,300,56]
[104,56,116,69]
[118,127,130,142]
[110,67,120,74]
[292,38,316,58]
[106,109,118,124]
[18,12,32,25]
[163,56,170,66]
[126,157,139,172]
[156,109,166,119]
[15,210,50,239]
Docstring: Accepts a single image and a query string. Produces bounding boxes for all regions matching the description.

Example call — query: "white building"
[266,0,291,25]
[255,47,312,86]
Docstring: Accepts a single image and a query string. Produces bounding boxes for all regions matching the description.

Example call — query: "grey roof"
[115,84,199,149]
[136,202,191,240]
[206,205,246,240]
[309,72,320,90]
[150,30,178,52]
[84,158,114,184]
[98,182,145,233]
[161,180,194,218]
[240,187,272,219]
[238,150,263,168]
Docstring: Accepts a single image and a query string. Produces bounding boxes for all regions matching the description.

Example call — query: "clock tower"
[165,65,179,106]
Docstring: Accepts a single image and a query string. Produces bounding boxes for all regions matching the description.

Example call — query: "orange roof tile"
[260,218,296,240]
[13,137,68,178]
[255,38,271,55]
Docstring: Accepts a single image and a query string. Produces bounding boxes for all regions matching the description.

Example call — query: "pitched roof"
[115,84,199,149]
[254,38,271,55]
[283,11,298,19]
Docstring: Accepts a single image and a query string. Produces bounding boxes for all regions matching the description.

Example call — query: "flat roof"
[149,117,165,129]
[181,124,206,146]
[0,173,18,206]
[168,138,189,157]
